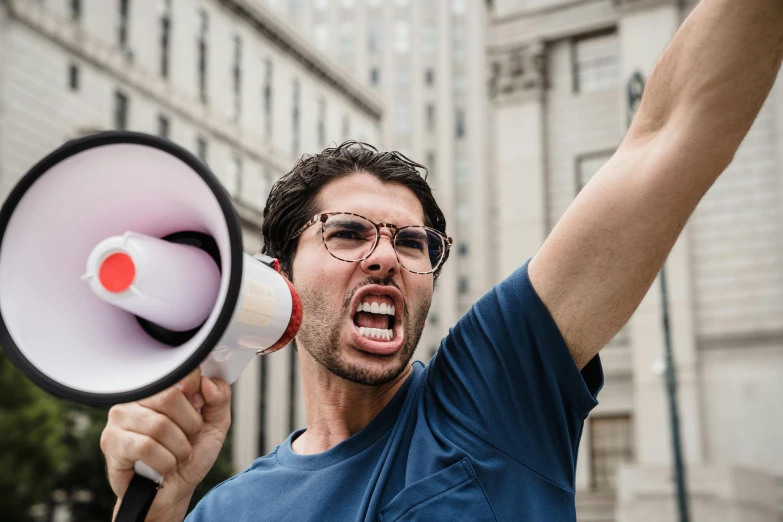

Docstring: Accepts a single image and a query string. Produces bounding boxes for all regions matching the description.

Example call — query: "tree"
[0,349,68,520]
[0,349,235,521]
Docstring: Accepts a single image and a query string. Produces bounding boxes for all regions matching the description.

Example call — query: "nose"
[360,233,399,277]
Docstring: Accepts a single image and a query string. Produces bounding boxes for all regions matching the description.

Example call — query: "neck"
[291,348,412,455]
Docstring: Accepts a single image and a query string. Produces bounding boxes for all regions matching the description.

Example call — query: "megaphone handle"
[115,474,160,522]
[114,462,164,522]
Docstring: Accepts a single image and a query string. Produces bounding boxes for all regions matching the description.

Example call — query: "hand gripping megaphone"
[0,131,302,520]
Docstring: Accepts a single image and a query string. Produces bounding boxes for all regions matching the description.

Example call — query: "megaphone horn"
[0,130,301,404]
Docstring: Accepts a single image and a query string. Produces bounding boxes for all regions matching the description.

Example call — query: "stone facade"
[0,0,382,475]
[487,0,783,520]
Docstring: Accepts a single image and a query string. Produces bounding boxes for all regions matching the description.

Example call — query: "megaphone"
[0,131,303,518]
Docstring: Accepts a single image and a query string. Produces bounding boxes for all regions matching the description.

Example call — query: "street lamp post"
[628,70,691,522]
[658,266,691,522]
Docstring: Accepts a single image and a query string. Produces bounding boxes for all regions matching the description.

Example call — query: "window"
[264,59,273,139]
[395,104,411,134]
[455,107,465,138]
[114,91,128,130]
[118,0,130,48]
[396,66,410,88]
[369,67,380,86]
[453,24,466,62]
[339,21,354,54]
[198,9,208,103]
[573,31,619,93]
[394,22,410,54]
[368,21,381,54]
[458,242,468,257]
[317,98,326,148]
[576,151,613,192]
[314,24,329,50]
[590,415,633,492]
[233,35,242,122]
[68,63,79,91]
[69,0,81,22]
[291,78,300,157]
[455,152,469,184]
[157,114,169,138]
[425,103,435,132]
[454,72,467,93]
[458,276,469,295]
[159,0,171,78]
[422,25,436,54]
[342,114,350,140]
[456,201,470,222]
[426,150,436,177]
[196,136,208,163]
[425,68,435,86]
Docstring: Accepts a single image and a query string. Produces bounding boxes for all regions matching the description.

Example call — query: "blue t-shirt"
[186,261,604,521]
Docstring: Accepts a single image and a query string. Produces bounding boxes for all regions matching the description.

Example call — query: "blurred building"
[0,0,382,473]
[487,0,783,521]
[265,0,494,366]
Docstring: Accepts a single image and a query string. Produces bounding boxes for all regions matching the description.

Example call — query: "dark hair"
[260,141,448,280]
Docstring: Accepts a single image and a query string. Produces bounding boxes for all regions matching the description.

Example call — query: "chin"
[333,345,412,386]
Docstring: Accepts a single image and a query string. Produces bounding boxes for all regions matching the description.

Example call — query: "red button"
[98,252,135,293]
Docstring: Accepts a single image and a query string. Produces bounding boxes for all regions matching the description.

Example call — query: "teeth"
[357,301,396,316]
[358,327,393,341]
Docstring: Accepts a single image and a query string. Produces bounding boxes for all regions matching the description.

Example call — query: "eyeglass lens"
[322,214,445,273]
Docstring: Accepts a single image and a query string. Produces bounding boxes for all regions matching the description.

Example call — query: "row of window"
[317,18,466,56]
[308,0,467,13]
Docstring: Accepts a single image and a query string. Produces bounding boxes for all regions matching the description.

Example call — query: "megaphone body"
[0,132,302,490]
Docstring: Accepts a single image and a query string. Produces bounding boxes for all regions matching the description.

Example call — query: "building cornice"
[487,41,547,105]
[218,0,384,120]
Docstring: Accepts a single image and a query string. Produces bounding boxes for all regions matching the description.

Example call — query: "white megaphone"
[0,132,302,515]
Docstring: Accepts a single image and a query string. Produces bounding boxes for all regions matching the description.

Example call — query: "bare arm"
[528,0,783,369]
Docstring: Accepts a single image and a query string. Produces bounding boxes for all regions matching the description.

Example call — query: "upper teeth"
[358,301,395,316]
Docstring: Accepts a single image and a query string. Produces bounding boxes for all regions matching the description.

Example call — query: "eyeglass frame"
[293,212,453,275]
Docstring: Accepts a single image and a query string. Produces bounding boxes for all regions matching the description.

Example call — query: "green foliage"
[0,349,235,521]
[0,349,68,519]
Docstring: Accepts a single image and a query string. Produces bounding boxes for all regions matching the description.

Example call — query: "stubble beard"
[296,277,430,386]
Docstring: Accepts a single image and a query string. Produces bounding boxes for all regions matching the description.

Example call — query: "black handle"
[115,473,160,522]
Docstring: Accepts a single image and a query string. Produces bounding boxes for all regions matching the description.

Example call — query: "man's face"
[291,172,434,386]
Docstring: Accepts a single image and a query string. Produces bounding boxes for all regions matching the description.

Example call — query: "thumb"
[200,376,232,429]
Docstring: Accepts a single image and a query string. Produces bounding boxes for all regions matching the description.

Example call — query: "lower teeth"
[358,327,392,341]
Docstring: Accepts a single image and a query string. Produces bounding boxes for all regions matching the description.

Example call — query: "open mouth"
[352,295,397,341]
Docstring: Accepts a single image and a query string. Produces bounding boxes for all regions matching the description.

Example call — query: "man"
[100,1,783,520]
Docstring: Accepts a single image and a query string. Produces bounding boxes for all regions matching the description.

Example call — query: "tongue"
[355,311,389,329]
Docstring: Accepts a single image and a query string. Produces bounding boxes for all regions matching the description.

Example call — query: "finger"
[110,406,194,465]
[101,425,178,479]
[175,366,203,401]
[139,387,204,441]
[200,377,232,428]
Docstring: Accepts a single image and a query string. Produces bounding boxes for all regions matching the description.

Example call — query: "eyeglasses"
[294,212,452,275]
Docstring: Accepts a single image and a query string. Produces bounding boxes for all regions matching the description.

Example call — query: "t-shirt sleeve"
[425,259,603,491]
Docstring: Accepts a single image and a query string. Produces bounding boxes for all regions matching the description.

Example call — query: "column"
[487,40,548,280]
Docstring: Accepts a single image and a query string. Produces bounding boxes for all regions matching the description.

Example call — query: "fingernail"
[191,393,205,409]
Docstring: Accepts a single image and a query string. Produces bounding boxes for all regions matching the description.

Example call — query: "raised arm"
[528,0,783,369]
